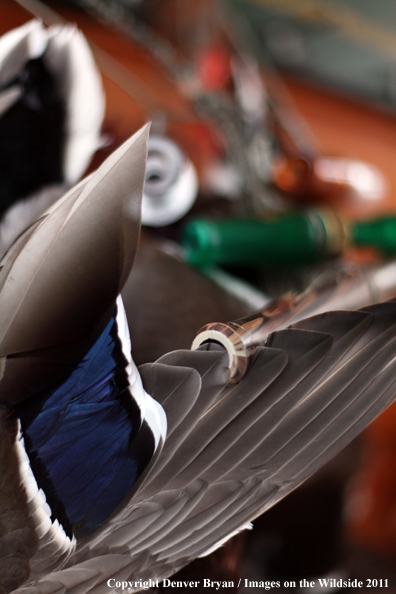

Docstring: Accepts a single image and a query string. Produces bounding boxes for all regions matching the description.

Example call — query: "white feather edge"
[115,296,167,450]
[14,421,76,572]
[0,20,46,86]
[44,23,105,184]
[198,522,253,558]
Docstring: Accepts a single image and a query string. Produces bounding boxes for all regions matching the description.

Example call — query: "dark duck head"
[1,125,396,594]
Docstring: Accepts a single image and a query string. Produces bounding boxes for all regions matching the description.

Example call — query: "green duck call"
[183,211,396,268]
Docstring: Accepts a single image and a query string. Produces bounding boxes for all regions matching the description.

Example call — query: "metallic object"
[142,136,198,226]
[192,262,396,382]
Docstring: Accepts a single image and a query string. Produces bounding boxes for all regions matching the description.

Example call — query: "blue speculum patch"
[16,311,153,534]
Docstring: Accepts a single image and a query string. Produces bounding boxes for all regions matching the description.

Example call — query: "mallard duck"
[1,125,396,593]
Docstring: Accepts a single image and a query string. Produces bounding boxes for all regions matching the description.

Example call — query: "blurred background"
[2,0,396,592]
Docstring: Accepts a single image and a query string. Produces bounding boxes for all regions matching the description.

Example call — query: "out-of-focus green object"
[352,217,396,256]
[183,212,396,269]
[182,210,345,268]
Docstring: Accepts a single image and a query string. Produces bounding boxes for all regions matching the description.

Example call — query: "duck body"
[0,19,105,250]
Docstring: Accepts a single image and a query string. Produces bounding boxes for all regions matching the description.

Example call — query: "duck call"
[183,212,396,269]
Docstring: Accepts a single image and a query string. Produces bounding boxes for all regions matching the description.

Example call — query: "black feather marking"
[0,57,65,216]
